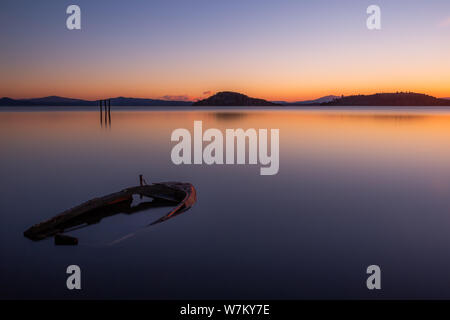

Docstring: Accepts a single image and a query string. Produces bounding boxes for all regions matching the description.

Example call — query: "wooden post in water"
[104,100,107,125]
[108,99,111,126]
[100,100,103,126]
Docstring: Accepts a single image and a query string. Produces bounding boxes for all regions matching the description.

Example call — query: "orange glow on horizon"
[2,40,449,101]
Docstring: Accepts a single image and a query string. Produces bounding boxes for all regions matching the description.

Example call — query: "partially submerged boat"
[24,177,196,244]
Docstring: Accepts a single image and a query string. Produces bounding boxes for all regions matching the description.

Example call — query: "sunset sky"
[1,0,449,101]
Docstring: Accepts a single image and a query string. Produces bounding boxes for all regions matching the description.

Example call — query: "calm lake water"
[1,106,450,299]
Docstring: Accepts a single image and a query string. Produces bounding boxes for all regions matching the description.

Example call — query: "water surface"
[1,106,450,299]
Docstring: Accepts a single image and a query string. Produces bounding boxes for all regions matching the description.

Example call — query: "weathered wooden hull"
[24,182,197,242]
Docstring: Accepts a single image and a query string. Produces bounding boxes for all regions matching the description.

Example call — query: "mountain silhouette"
[108,97,191,106]
[0,96,191,106]
[193,91,279,106]
[279,95,339,106]
[322,92,450,106]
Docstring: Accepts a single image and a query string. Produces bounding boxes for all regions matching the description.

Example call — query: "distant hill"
[0,96,192,106]
[108,97,191,106]
[280,95,339,106]
[322,92,450,106]
[193,91,279,106]
[0,97,24,106]
[23,96,96,106]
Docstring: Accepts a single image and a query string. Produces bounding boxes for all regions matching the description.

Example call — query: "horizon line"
[2,91,450,103]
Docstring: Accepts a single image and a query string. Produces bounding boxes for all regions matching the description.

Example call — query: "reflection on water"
[100,103,112,128]
[211,111,247,122]
[324,114,426,121]
[1,107,450,299]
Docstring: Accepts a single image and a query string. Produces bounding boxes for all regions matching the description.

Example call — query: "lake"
[1,106,450,299]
